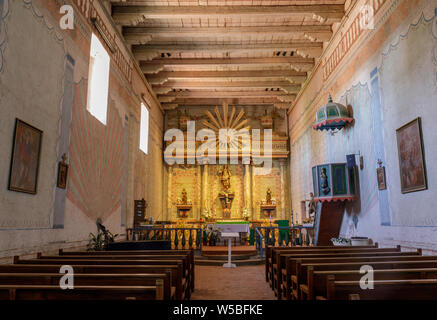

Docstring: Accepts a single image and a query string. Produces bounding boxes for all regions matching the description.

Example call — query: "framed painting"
[57,162,69,189]
[377,166,387,190]
[396,117,427,194]
[8,119,43,194]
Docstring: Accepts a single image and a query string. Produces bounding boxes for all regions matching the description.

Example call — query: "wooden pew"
[304,267,437,300]
[14,257,187,299]
[274,248,408,298]
[59,249,195,293]
[0,283,164,300]
[0,273,173,299]
[281,251,421,299]
[286,252,431,300]
[265,244,377,283]
[271,246,397,292]
[325,277,437,300]
[0,264,184,299]
[39,253,192,298]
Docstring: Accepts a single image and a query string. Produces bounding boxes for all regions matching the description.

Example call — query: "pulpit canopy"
[312,163,357,202]
[313,95,353,132]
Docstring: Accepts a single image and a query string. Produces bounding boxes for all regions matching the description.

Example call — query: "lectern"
[221,232,239,268]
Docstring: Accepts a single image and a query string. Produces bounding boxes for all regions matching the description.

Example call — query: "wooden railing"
[126,227,203,250]
[254,226,315,259]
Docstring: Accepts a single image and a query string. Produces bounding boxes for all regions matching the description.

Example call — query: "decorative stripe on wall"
[67,80,125,223]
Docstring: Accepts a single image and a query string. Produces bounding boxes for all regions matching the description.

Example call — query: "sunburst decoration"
[201,102,251,151]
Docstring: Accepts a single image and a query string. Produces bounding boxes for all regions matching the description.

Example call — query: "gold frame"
[396,117,427,194]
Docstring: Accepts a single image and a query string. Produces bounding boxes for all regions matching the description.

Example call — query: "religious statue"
[320,168,331,195]
[217,165,234,218]
[266,187,273,205]
[181,188,188,205]
[308,192,316,220]
[218,164,232,192]
[307,192,316,245]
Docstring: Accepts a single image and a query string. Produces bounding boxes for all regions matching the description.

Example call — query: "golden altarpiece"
[163,103,291,225]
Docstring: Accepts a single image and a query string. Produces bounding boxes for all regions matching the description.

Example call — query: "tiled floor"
[191,265,276,300]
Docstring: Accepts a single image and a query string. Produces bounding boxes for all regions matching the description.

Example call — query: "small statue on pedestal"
[266,188,273,205]
[181,188,188,205]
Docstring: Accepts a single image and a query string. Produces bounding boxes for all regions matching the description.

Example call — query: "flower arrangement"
[331,237,351,246]
[205,225,220,246]
[242,208,249,220]
[202,208,212,220]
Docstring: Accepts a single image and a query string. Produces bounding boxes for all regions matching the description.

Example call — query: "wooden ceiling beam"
[159,90,297,102]
[133,42,323,60]
[160,89,294,97]
[112,5,345,25]
[146,70,307,85]
[153,80,301,94]
[140,57,315,73]
[123,25,333,43]
[165,97,284,105]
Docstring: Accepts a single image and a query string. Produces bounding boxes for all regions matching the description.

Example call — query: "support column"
[197,164,202,220]
[279,159,287,220]
[167,165,173,221]
[243,162,252,219]
[251,162,257,220]
[201,161,209,218]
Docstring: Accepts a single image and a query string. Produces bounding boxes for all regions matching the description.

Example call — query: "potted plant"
[87,229,118,251]
[206,225,219,246]
[351,236,370,246]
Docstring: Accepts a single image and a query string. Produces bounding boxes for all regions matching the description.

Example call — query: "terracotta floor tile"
[191,265,276,300]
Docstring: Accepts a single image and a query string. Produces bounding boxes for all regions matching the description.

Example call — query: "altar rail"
[254,226,314,260]
[126,227,203,251]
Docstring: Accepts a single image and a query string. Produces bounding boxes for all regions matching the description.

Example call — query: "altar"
[214,221,250,234]
[205,221,250,246]
[163,103,291,222]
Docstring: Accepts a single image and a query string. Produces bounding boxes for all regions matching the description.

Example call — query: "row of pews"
[266,244,437,300]
[0,249,195,300]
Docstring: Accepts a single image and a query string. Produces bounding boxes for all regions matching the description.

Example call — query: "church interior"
[0,0,437,303]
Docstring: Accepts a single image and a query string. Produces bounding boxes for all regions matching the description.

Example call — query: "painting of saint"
[8,119,43,194]
[396,118,427,193]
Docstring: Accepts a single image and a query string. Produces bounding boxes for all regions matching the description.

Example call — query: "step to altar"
[201,245,257,256]
[198,254,253,261]
[195,256,264,266]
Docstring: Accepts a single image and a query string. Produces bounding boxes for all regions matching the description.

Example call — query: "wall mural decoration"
[67,81,125,222]
[8,119,43,194]
[396,117,428,194]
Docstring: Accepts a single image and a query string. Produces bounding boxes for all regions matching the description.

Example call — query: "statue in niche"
[217,165,234,218]
[218,164,232,193]
[181,188,188,205]
[320,168,331,195]
[266,188,273,205]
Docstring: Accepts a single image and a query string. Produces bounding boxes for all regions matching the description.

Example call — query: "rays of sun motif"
[201,101,251,151]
